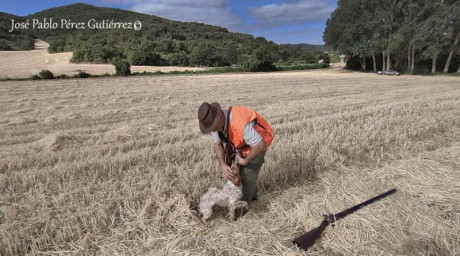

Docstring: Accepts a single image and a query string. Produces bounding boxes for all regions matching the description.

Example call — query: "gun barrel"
[334,188,397,221]
[293,188,397,251]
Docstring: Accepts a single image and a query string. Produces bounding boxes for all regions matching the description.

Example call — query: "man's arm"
[214,143,226,166]
[236,120,266,166]
[236,139,265,166]
[214,143,234,179]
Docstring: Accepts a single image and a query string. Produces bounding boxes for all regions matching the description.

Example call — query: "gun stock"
[293,188,397,251]
[293,214,333,250]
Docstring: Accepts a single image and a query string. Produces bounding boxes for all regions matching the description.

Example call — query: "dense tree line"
[1,4,329,69]
[0,13,34,50]
[324,0,459,73]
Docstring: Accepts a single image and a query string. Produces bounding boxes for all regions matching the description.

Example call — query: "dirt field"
[0,69,459,255]
[0,40,206,79]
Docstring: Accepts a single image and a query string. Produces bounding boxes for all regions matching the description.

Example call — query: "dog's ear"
[231,160,240,175]
[230,160,241,186]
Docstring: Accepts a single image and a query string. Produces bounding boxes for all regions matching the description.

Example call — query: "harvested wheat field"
[0,40,206,79]
[0,70,459,255]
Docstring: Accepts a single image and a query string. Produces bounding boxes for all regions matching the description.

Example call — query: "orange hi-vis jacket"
[226,106,274,157]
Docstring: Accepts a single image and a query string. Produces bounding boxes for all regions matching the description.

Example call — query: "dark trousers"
[241,150,266,203]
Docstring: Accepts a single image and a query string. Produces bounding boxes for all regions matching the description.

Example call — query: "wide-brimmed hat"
[198,102,221,134]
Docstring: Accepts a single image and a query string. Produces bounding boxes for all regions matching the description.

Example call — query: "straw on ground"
[0,70,459,255]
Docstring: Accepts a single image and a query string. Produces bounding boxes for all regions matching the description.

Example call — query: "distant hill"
[0,3,327,67]
[0,12,34,50]
[283,43,327,51]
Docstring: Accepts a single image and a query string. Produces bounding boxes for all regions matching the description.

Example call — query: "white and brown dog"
[198,160,248,221]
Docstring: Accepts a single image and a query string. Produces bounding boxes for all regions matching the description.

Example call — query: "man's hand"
[236,139,266,166]
[221,163,234,180]
[236,154,248,166]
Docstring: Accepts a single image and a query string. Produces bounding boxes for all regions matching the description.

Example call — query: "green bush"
[129,49,164,66]
[279,63,329,71]
[56,74,69,79]
[73,71,91,78]
[212,66,243,73]
[243,47,276,72]
[39,70,55,79]
[12,36,34,50]
[304,51,317,64]
[0,39,11,50]
[243,59,262,72]
[114,59,131,76]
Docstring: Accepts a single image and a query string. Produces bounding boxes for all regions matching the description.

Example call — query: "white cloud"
[248,0,335,26]
[103,0,229,7]
[103,0,243,28]
[256,26,325,44]
[99,0,336,43]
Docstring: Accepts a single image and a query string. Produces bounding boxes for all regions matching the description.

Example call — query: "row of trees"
[324,0,459,73]
[46,32,328,67]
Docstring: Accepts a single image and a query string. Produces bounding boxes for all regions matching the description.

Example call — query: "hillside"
[0,3,323,67]
[283,43,327,51]
[0,12,33,50]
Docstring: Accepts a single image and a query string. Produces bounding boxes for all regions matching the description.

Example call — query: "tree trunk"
[432,55,437,74]
[411,47,415,74]
[382,52,386,71]
[359,57,366,71]
[407,44,411,71]
[443,37,458,73]
[372,54,377,72]
[386,24,393,70]
[387,55,391,70]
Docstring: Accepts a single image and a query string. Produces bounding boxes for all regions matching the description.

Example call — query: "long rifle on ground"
[293,188,397,251]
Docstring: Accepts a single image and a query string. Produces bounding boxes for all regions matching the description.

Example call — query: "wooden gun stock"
[293,188,397,251]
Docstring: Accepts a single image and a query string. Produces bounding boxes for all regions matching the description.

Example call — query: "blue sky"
[0,0,337,44]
